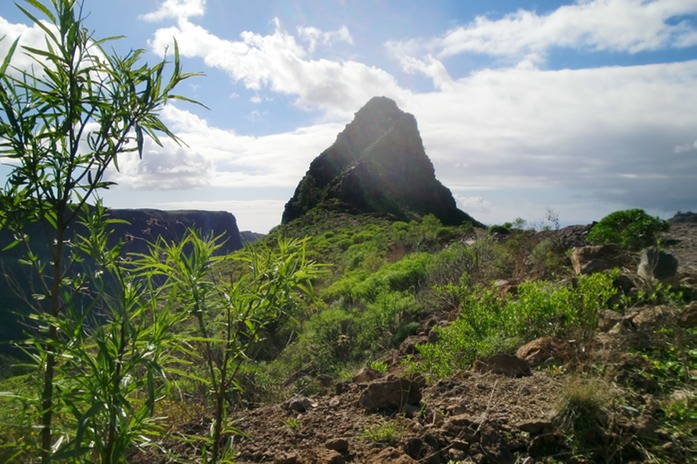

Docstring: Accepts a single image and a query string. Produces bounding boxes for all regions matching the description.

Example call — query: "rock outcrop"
[0,208,242,352]
[105,208,242,256]
[282,97,481,227]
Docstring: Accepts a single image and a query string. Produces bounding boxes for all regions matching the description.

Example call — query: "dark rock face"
[637,246,679,286]
[0,208,242,352]
[282,97,481,227]
[105,209,243,256]
[570,244,636,275]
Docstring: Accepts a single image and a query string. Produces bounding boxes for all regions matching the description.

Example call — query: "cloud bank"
[1,0,695,231]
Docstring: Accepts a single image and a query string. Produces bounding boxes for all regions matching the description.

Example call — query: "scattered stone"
[371,447,418,463]
[315,448,345,464]
[403,436,437,463]
[472,354,531,377]
[352,367,382,384]
[419,406,446,427]
[277,451,301,463]
[625,305,676,328]
[570,244,635,275]
[613,272,638,294]
[443,414,480,442]
[597,309,624,331]
[335,381,351,394]
[446,403,469,416]
[427,326,440,343]
[325,438,350,453]
[678,301,697,328]
[614,354,659,393]
[316,374,334,388]
[478,420,515,464]
[517,419,554,435]
[494,279,518,296]
[450,439,470,451]
[528,433,568,459]
[403,403,422,419]
[638,247,679,286]
[399,335,429,354]
[358,375,421,411]
[516,337,573,367]
[447,447,467,461]
[284,395,315,413]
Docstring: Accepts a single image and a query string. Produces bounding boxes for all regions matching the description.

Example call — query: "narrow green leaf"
[135,124,144,158]
[24,0,56,23]
[16,4,57,44]
[1,239,20,251]
[0,37,19,76]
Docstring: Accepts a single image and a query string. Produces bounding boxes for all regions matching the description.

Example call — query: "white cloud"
[0,17,62,74]
[455,195,491,214]
[387,0,697,73]
[673,140,697,153]
[110,139,213,190]
[147,18,405,117]
[108,105,342,191]
[141,0,206,23]
[397,54,452,89]
[109,56,697,224]
[403,59,697,213]
[297,25,353,52]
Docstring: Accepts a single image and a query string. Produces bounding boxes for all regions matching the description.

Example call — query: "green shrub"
[392,321,421,345]
[489,224,512,234]
[529,237,566,277]
[369,360,389,375]
[425,242,479,288]
[352,253,430,301]
[418,273,616,377]
[282,290,423,375]
[587,209,669,251]
[303,306,359,367]
[355,291,422,350]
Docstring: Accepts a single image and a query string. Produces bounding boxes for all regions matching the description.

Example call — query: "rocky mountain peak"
[282,97,481,227]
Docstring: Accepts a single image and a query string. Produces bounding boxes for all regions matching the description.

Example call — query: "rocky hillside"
[282,97,481,227]
[131,220,696,464]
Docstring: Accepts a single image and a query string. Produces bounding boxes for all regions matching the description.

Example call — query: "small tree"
[0,0,199,461]
[587,209,669,251]
[138,233,323,463]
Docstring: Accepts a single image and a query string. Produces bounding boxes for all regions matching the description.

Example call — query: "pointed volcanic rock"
[282,96,481,227]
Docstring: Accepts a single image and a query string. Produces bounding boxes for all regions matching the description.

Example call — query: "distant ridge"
[282,96,482,227]
[0,208,242,352]
[105,208,243,255]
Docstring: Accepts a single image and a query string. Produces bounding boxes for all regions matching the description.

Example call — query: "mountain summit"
[282,96,481,227]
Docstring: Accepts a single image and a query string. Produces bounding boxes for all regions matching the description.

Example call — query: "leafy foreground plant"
[0,0,199,461]
[140,233,323,463]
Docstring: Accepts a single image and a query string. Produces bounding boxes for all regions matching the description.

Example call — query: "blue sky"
[1,0,696,232]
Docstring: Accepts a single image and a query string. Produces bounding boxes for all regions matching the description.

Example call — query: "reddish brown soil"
[132,223,697,464]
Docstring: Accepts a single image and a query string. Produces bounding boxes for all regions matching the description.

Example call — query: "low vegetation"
[3,201,694,462]
[0,1,694,462]
[587,208,669,250]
